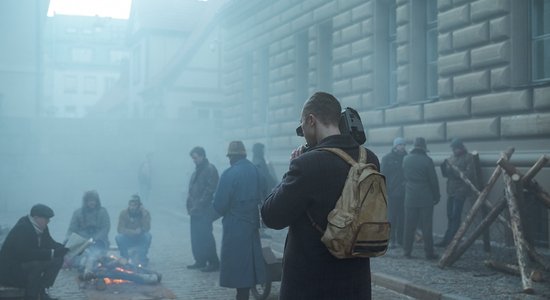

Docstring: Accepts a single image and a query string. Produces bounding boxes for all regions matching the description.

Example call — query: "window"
[426,0,438,99]
[64,75,78,93]
[72,48,93,63]
[83,76,97,94]
[532,0,550,81]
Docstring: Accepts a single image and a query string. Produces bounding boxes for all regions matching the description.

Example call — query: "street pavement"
[33,199,410,300]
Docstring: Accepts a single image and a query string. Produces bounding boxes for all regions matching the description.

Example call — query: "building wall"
[219,0,550,244]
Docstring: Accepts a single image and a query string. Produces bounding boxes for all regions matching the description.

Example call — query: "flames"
[103,277,130,285]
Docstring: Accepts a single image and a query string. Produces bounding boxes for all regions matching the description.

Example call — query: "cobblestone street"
[33,199,409,300]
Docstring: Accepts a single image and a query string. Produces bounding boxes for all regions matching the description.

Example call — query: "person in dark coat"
[252,142,278,238]
[261,92,380,300]
[213,141,266,300]
[436,138,477,247]
[402,137,440,260]
[381,137,407,248]
[0,204,68,300]
[186,146,220,272]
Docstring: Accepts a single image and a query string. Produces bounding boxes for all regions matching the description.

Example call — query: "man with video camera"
[261,92,380,299]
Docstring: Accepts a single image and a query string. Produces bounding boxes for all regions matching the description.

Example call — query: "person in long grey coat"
[213,141,266,300]
[402,137,440,260]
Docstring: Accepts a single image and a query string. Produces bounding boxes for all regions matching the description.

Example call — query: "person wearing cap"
[436,138,477,247]
[402,137,440,260]
[213,140,266,300]
[0,204,68,300]
[115,195,152,266]
[381,137,407,248]
[186,146,220,272]
[261,92,380,299]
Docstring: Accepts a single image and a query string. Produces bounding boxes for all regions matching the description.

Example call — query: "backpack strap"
[319,147,367,165]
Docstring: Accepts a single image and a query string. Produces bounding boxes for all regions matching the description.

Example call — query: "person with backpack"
[261,92,381,300]
[402,137,440,260]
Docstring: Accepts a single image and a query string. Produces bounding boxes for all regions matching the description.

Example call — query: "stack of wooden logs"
[438,147,550,294]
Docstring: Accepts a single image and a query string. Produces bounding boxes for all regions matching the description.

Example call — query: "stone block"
[332,30,343,46]
[333,44,351,62]
[313,1,337,22]
[471,0,509,22]
[352,74,371,92]
[367,126,403,145]
[340,94,363,109]
[363,17,374,35]
[534,86,550,110]
[341,58,363,77]
[333,11,353,29]
[396,24,409,44]
[424,98,470,121]
[501,113,550,137]
[471,91,531,116]
[341,23,363,43]
[385,105,422,124]
[453,22,489,50]
[333,78,352,95]
[397,65,409,84]
[438,51,470,75]
[447,117,500,139]
[471,41,510,68]
[403,122,446,142]
[362,55,374,71]
[360,109,384,127]
[397,44,409,65]
[438,0,453,12]
[332,64,342,79]
[439,5,469,33]
[491,66,510,90]
[438,32,453,54]
[352,36,372,55]
[362,91,377,108]
[438,77,453,98]
[490,15,510,41]
[396,3,410,25]
[397,85,410,103]
[352,1,371,21]
[453,71,490,96]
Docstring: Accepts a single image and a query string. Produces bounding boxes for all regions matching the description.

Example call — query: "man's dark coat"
[0,216,63,287]
[261,135,380,300]
[402,148,440,208]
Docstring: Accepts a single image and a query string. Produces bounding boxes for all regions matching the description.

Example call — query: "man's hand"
[54,247,69,258]
[291,146,305,160]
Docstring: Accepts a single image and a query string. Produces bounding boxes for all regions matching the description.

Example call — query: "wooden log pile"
[438,148,550,294]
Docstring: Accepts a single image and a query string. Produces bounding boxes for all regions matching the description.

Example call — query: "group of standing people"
[186,142,277,300]
[382,136,477,260]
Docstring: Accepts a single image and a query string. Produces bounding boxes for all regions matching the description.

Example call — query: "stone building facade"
[218,0,550,245]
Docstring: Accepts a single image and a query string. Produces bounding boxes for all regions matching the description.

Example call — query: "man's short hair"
[190,146,206,157]
[302,92,342,126]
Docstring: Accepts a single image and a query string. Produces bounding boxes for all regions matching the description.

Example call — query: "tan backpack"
[309,147,390,259]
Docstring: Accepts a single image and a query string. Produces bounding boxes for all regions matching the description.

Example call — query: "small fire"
[103,278,130,285]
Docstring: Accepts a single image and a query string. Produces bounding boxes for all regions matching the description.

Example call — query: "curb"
[372,273,470,300]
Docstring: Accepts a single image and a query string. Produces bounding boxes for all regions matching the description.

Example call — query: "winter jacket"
[402,148,440,208]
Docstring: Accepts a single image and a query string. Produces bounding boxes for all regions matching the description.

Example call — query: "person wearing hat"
[186,146,220,272]
[115,195,152,266]
[436,138,477,247]
[381,137,407,248]
[402,137,440,260]
[261,92,380,299]
[213,141,266,300]
[0,204,68,300]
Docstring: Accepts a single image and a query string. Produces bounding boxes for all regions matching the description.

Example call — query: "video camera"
[296,107,367,145]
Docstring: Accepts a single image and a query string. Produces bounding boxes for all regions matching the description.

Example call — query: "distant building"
[0,0,49,118]
[125,0,225,121]
[42,14,128,118]
[218,0,550,246]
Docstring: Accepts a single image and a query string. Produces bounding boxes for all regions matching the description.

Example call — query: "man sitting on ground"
[115,195,152,266]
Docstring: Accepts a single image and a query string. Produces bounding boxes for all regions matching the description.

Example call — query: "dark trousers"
[20,257,63,299]
[388,195,405,245]
[403,206,435,257]
[190,215,219,266]
[115,232,152,263]
[441,196,466,244]
[236,288,250,300]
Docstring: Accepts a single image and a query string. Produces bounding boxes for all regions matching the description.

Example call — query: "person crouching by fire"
[66,190,110,270]
[0,204,69,300]
[115,194,152,266]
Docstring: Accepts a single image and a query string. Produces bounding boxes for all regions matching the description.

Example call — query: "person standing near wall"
[436,138,477,247]
[213,141,266,300]
[402,137,440,260]
[381,137,407,248]
[186,146,220,272]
